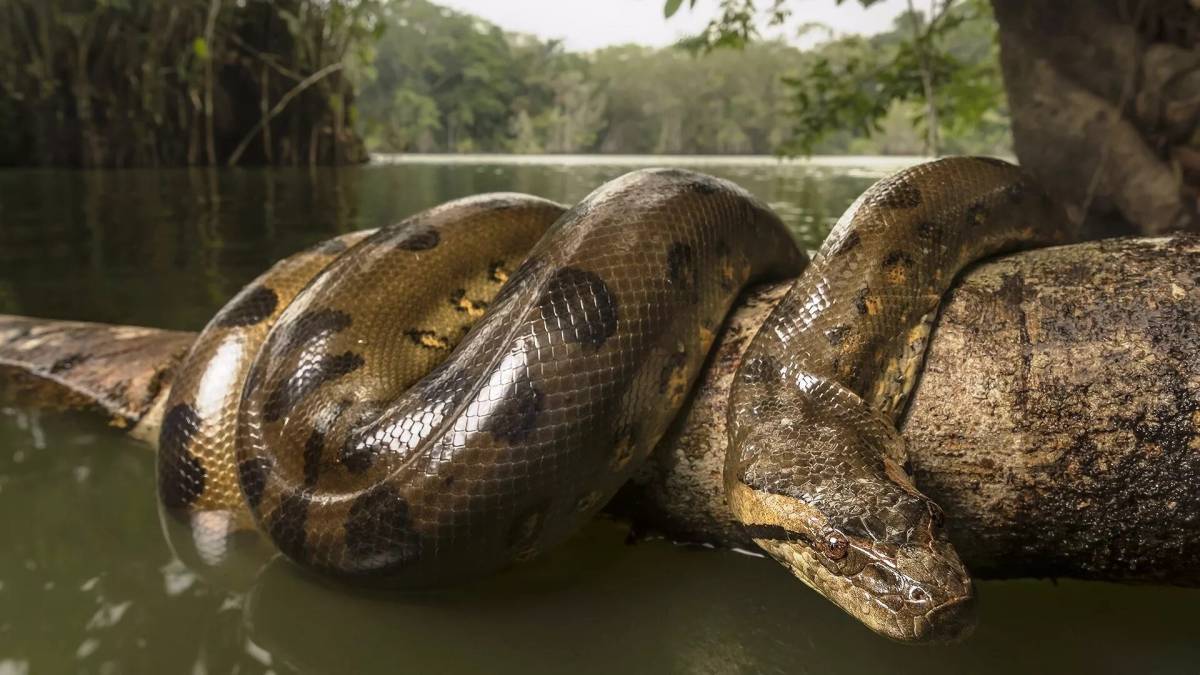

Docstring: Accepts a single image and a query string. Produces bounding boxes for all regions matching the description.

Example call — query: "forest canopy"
[355,0,1009,156]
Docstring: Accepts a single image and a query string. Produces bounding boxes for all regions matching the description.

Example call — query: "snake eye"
[823,533,849,560]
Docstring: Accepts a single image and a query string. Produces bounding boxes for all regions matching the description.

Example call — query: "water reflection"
[4,387,1200,673]
[0,157,879,330]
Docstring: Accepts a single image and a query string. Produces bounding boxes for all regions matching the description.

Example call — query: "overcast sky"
[434,0,911,51]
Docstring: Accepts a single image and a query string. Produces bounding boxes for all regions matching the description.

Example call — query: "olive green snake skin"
[157,158,1070,642]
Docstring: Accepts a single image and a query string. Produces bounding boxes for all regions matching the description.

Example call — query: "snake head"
[733,482,976,644]
[813,499,976,644]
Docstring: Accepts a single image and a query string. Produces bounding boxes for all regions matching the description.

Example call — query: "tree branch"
[226,61,344,167]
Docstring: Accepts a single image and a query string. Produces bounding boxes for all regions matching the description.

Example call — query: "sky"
[434,0,911,52]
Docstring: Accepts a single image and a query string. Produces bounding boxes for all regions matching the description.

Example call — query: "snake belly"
[727,156,1073,642]
[161,169,804,586]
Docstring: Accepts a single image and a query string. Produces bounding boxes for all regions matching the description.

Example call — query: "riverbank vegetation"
[0,0,381,167]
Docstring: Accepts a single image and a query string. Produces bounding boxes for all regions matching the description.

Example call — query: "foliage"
[667,0,1008,156]
[0,0,383,167]
[356,0,1006,156]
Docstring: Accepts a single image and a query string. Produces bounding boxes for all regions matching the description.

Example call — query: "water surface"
[1,155,1196,674]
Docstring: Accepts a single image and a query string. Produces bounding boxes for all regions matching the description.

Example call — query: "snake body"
[727,157,1070,641]
[158,159,1069,641]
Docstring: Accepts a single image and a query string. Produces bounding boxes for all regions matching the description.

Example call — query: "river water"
[0,155,1195,674]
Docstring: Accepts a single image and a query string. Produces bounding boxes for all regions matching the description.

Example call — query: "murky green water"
[1,156,1197,674]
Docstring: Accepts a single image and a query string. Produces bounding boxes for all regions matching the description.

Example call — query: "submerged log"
[0,318,193,442]
[2,235,1199,583]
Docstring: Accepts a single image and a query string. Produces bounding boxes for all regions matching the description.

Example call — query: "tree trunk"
[3,236,1200,583]
[992,0,1200,237]
[615,235,1200,585]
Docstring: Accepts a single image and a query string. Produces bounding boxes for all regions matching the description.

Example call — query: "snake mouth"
[911,593,977,644]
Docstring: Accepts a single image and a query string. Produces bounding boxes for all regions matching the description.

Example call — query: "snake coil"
[159,158,1070,642]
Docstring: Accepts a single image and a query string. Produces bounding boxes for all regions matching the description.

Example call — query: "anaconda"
[157,158,1070,642]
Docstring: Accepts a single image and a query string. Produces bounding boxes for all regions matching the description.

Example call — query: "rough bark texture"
[2,237,1199,583]
[0,316,193,441]
[614,235,1200,585]
[992,0,1200,237]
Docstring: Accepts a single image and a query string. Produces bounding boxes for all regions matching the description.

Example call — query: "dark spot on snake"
[158,403,206,510]
[50,352,88,374]
[538,267,618,348]
[303,430,324,487]
[666,242,698,294]
[831,231,861,257]
[403,329,452,351]
[966,201,988,227]
[854,288,872,315]
[485,381,544,443]
[280,308,353,354]
[740,354,781,386]
[344,485,422,573]
[338,437,377,474]
[449,289,488,315]
[916,220,937,238]
[263,351,365,422]
[825,325,851,347]
[214,286,279,328]
[489,260,509,283]
[395,225,440,251]
[268,490,310,562]
[238,456,272,510]
[871,175,922,209]
[882,251,913,269]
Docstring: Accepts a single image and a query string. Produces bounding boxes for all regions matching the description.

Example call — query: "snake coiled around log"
[158,158,1070,642]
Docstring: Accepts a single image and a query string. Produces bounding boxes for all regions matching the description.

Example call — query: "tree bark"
[615,235,1200,585]
[992,0,1200,237]
[2,236,1199,583]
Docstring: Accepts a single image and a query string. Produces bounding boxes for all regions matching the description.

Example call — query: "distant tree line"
[0,0,1012,167]
[356,0,1010,156]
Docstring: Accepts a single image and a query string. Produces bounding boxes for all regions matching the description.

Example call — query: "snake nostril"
[907,586,929,603]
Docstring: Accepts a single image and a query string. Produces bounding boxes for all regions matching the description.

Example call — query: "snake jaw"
[760,529,975,644]
[736,479,976,644]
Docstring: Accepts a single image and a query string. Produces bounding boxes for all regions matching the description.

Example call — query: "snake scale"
[158,158,1070,642]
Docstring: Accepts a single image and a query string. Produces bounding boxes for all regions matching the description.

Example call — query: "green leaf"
[192,37,209,61]
[664,0,684,19]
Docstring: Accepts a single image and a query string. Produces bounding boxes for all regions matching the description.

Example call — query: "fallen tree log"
[2,236,1198,583]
